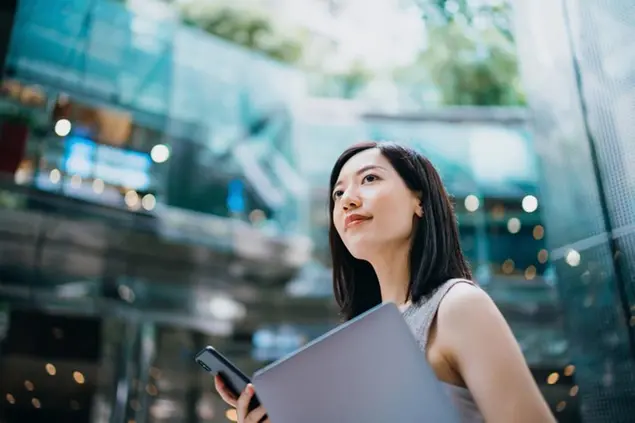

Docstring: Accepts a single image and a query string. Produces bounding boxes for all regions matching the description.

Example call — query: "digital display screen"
[64,136,95,178]
[64,136,152,190]
[94,144,151,190]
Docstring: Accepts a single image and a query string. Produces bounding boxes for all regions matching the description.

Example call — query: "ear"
[414,198,423,218]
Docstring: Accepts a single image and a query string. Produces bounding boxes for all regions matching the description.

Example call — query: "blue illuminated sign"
[94,145,151,190]
[64,136,95,177]
[64,136,152,190]
[227,179,245,213]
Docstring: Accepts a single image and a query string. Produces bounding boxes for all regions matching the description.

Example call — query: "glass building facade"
[4,0,309,234]
[513,0,635,421]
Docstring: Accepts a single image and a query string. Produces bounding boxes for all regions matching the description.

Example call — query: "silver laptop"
[252,302,461,423]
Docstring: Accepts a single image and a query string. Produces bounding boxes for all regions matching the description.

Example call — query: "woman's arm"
[437,283,556,423]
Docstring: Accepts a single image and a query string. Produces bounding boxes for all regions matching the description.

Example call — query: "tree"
[176,0,373,97]
[419,0,515,42]
[421,22,524,106]
[399,0,524,106]
[178,1,305,64]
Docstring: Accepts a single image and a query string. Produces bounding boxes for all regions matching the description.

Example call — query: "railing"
[0,176,321,338]
[0,176,312,272]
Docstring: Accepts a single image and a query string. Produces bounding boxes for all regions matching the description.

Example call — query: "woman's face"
[332,148,422,260]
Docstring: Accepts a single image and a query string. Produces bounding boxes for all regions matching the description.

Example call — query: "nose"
[341,189,361,211]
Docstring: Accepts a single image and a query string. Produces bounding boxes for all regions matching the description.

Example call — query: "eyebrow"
[334,164,386,190]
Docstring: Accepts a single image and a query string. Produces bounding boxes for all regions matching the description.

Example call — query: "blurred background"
[0,0,633,422]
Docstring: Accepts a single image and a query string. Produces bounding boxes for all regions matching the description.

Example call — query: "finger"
[236,384,255,422]
[244,405,267,423]
[214,375,237,407]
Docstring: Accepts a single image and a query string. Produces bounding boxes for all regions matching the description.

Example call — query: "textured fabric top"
[402,278,475,351]
[401,278,485,423]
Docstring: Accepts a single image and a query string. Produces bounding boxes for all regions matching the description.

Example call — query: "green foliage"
[404,1,524,106]
[176,1,372,96]
[178,2,304,64]
[119,0,520,105]
[421,0,514,42]
[421,23,524,106]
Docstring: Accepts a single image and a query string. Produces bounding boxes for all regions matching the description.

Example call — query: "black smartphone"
[194,346,262,413]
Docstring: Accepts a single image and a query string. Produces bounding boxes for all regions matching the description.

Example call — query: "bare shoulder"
[437,282,500,328]
[442,279,493,306]
[436,282,509,360]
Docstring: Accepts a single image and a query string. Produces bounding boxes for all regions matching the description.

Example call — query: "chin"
[344,240,376,262]
[348,249,369,261]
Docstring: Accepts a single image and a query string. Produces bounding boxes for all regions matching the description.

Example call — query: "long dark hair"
[328,141,472,320]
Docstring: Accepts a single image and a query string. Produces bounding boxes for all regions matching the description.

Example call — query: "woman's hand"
[214,375,270,423]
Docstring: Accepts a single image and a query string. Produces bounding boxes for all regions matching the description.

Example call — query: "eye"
[332,190,344,200]
[362,174,379,184]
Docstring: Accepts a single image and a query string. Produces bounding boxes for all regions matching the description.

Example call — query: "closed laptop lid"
[252,302,461,423]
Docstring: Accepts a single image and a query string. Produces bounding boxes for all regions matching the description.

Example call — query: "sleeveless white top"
[401,279,485,423]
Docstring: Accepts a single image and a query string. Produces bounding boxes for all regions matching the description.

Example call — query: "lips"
[344,214,371,229]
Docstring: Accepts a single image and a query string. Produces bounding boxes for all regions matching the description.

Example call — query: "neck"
[369,245,410,306]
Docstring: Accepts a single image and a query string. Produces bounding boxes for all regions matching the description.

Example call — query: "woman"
[216,141,556,423]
